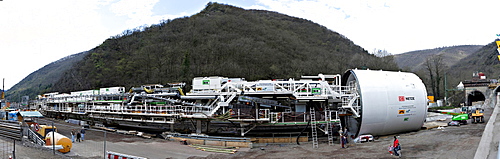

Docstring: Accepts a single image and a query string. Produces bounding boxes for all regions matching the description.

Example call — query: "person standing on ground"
[393,136,401,157]
[341,134,347,148]
[80,127,86,141]
[76,132,81,142]
[71,129,75,143]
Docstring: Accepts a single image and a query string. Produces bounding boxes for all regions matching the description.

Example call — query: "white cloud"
[0,0,200,89]
[108,0,191,32]
[110,0,158,26]
[252,0,500,54]
[0,0,195,89]
[1,0,499,90]
[0,0,110,89]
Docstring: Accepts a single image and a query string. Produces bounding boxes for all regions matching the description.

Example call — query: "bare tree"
[370,49,397,70]
[372,49,391,57]
[424,57,436,100]
[424,55,447,101]
[433,55,446,99]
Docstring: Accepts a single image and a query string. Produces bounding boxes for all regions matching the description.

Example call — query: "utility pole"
[1,78,4,100]
[104,131,107,159]
[496,34,500,60]
[1,78,4,108]
[52,122,55,155]
[444,74,447,106]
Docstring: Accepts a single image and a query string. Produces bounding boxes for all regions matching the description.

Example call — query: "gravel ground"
[196,107,491,159]
[195,122,485,159]
[8,106,490,159]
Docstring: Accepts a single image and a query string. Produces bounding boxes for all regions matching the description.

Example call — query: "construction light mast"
[1,78,3,100]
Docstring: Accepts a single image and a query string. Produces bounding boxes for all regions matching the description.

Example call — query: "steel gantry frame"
[37,74,364,137]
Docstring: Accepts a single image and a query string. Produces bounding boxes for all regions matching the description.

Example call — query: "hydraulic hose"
[296,114,311,145]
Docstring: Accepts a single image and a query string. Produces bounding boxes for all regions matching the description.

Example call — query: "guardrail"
[107,151,147,159]
[26,128,45,146]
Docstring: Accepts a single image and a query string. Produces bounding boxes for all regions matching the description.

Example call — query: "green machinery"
[429,110,469,125]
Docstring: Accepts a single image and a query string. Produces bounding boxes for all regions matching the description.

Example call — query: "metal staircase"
[209,92,237,116]
[310,107,318,148]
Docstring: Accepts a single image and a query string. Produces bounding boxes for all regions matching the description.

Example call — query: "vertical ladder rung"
[310,107,318,148]
[326,107,334,146]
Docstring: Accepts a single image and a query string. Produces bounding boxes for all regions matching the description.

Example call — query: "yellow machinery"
[36,125,57,138]
[45,131,72,153]
[471,107,485,123]
[36,125,72,153]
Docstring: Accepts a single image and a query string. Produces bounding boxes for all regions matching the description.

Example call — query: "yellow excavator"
[471,107,485,123]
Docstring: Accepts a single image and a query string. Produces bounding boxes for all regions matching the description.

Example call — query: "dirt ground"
[196,122,485,159]
[196,107,491,159]
[9,107,490,159]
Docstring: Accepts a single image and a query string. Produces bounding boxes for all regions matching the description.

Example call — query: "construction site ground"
[199,117,487,159]
[8,106,491,159]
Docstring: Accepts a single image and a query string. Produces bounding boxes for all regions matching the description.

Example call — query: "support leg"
[240,127,245,136]
[206,121,210,134]
[196,120,202,134]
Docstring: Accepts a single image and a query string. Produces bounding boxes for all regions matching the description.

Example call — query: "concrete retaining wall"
[473,93,499,159]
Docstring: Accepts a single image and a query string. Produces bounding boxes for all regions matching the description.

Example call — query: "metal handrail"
[27,128,45,146]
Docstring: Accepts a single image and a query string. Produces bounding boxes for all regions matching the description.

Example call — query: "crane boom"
[428,110,469,122]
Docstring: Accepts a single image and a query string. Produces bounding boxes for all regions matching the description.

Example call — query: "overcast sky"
[0,0,498,90]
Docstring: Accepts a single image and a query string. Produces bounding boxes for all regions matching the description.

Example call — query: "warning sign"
[398,110,405,114]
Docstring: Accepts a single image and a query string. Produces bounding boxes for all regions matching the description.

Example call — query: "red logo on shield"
[398,96,405,101]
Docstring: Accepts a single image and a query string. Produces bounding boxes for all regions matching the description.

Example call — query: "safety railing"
[26,128,44,146]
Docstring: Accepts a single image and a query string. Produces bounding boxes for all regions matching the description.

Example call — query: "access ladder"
[326,107,334,146]
[310,107,318,148]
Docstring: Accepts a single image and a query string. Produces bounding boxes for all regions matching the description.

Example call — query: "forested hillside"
[448,42,500,83]
[394,45,482,72]
[390,42,498,106]
[43,2,398,94]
